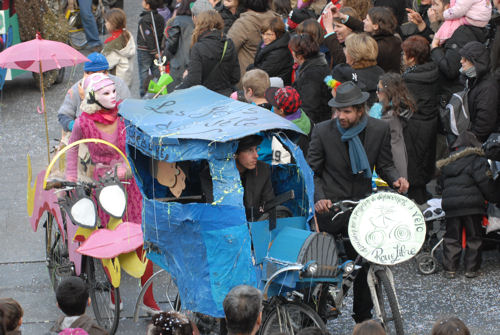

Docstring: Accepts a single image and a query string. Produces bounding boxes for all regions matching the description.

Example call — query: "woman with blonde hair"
[332,33,384,106]
[177,10,240,96]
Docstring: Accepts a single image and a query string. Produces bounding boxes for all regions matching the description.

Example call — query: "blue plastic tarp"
[142,201,256,317]
[119,86,304,144]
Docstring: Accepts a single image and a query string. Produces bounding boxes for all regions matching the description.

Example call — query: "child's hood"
[460,41,490,78]
[436,146,485,174]
[111,34,136,59]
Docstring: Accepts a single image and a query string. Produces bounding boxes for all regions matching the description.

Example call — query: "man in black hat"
[201,135,274,220]
[307,81,408,323]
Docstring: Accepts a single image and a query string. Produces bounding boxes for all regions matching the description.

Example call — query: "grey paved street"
[0,0,500,334]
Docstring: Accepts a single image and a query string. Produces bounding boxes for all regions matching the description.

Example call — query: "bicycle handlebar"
[44,179,95,190]
[332,199,360,209]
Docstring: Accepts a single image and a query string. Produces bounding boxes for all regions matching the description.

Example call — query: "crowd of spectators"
[0,284,475,334]
[36,0,500,332]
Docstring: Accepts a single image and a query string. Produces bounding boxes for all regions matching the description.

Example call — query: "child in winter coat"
[434,0,491,42]
[436,132,498,279]
[137,0,166,97]
[102,9,136,88]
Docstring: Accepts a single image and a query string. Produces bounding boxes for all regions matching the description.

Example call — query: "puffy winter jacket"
[293,53,332,124]
[247,32,294,85]
[403,62,440,121]
[460,41,499,142]
[437,147,497,218]
[177,30,240,96]
[443,0,491,27]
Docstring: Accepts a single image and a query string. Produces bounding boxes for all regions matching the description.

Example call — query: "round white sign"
[348,192,426,265]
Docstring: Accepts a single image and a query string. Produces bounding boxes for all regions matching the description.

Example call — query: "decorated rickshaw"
[120,86,343,333]
[27,86,340,334]
[27,86,424,334]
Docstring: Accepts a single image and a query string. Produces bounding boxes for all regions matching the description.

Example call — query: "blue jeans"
[78,0,101,47]
[137,49,160,97]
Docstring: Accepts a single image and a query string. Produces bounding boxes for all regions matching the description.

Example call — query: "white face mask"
[95,85,117,109]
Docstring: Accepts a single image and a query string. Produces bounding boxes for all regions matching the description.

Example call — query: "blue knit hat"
[84,52,109,72]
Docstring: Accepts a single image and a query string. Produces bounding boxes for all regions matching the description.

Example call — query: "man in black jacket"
[307,81,408,323]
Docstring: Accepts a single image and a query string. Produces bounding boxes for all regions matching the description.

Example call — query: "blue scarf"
[336,116,372,179]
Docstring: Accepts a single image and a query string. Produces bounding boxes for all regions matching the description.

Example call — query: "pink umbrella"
[0,32,89,162]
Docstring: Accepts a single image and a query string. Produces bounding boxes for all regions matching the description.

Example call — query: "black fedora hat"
[328,81,370,108]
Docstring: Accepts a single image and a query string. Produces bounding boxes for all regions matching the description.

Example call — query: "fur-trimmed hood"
[436,147,485,170]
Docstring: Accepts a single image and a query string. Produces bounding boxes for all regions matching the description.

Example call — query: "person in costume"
[66,73,160,313]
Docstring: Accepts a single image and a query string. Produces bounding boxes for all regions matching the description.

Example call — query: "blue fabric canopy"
[119,85,304,144]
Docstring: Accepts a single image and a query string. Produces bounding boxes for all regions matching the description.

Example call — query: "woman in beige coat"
[227,0,278,80]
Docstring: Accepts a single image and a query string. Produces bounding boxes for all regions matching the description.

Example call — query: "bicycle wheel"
[260,300,326,335]
[45,213,73,290]
[416,252,437,275]
[85,257,120,335]
[148,268,181,311]
[374,270,404,335]
[302,283,338,322]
